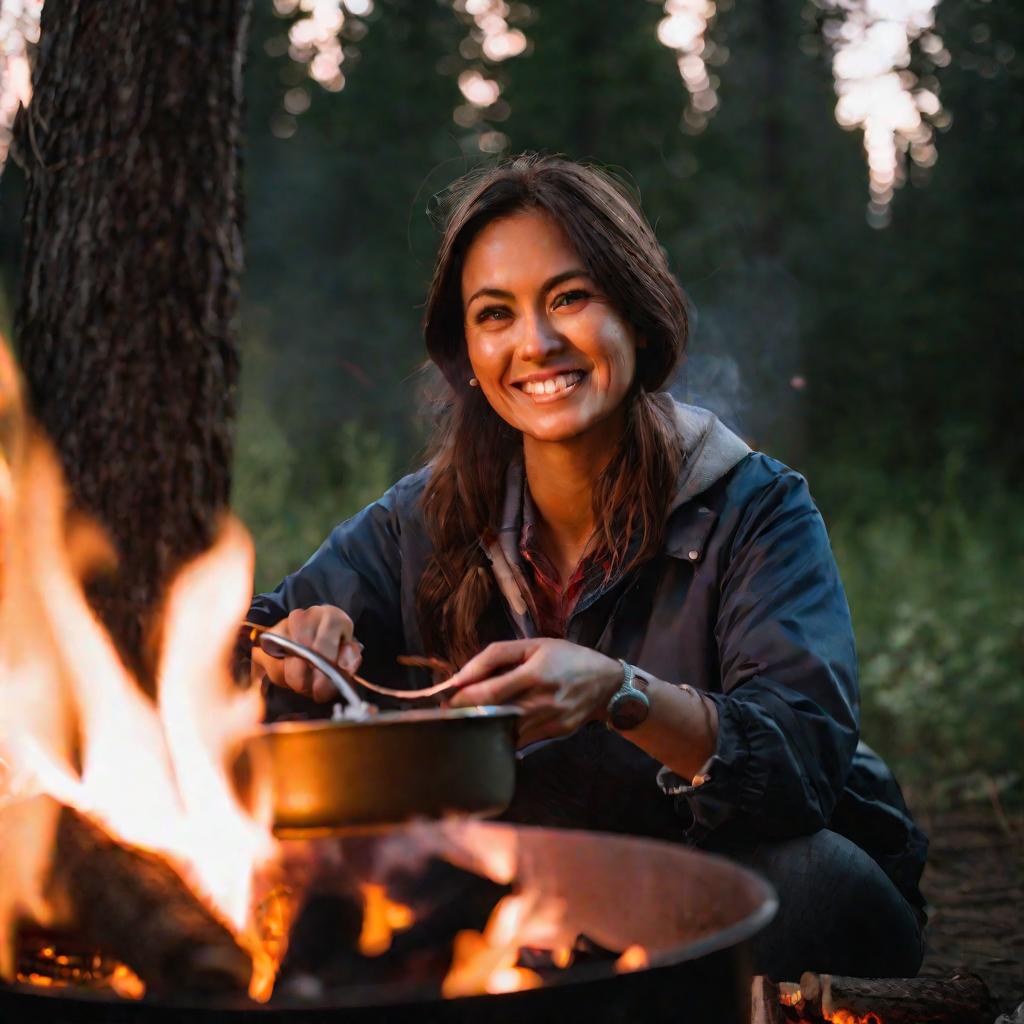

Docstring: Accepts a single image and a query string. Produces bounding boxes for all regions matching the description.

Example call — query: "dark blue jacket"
[250,404,927,909]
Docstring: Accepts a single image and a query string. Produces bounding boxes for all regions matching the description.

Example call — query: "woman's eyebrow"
[465,268,591,308]
[541,268,590,293]
[465,286,514,307]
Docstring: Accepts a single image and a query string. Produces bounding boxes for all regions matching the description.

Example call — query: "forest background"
[0,0,1021,804]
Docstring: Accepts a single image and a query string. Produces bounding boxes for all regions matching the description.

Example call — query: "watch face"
[609,690,649,731]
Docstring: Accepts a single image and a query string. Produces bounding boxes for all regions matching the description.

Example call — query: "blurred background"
[0,0,1021,801]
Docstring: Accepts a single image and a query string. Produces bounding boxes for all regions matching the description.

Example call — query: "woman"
[248,154,927,978]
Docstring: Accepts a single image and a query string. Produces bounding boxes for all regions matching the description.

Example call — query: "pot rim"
[253,704,522,736]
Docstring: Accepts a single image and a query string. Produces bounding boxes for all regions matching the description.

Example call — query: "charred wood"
[51,808,250,996]
[275,856,510,1000]
[798,971,994,1024]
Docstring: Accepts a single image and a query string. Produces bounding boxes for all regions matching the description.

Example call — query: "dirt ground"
[915,791,1024,1017]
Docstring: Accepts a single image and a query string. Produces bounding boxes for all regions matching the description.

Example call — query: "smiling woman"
[247,154,929,980]
[462,212,637,448]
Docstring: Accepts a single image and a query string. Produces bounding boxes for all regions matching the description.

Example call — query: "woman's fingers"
[449,661,546,708]
[449,639,535,689]
[310,673,343,704]
[282,646,314,696]
[252,605,358,701]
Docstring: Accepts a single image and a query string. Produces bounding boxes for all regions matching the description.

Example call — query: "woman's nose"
[516,314,566,362]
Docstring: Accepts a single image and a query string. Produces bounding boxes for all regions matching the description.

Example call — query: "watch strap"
[606,660,651,731]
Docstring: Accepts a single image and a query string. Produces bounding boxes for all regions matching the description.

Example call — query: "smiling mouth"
[513,370,587,399]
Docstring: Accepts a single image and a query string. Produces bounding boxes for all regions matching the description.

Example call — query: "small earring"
[468,377,479,387]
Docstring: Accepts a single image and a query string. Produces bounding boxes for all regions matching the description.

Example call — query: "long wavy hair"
[416,154,689,666]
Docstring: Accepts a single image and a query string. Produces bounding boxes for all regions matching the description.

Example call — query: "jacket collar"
[480,401,751,621]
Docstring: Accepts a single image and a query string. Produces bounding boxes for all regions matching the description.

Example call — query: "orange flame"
[442,891,564,998]
[0,337,278,994]
[357,883,415,957]
[826,1012,882,1024]
[615,944,649,973]
[552,946,573,969]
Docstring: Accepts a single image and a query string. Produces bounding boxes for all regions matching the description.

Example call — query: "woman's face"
[461,209,640,446]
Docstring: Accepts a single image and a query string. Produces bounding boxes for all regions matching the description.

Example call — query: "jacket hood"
[669,401,751,511]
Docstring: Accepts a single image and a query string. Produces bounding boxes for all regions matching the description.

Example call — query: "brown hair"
[416,154,688,665]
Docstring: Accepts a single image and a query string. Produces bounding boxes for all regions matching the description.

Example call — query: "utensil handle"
[255,631,373,718]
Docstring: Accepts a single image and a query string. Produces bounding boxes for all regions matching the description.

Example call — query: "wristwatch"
[606,660,650,731]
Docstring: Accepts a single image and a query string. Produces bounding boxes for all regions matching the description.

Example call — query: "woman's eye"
[553,289,590,310]
[475,306,510,324]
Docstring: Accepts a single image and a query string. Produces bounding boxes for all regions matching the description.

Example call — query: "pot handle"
[255,631,374,720]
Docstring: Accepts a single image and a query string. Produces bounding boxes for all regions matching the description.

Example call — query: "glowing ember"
[778,980,803,1006]
[0,335,278,994]
[357,883,415,957]
[108,964,146,1000]
[615,943,649,973]
[442,891,563,998]
[826,1012,882,1024]
[247,883,297,1003]
[552,946,573,969]
[14,941,145,998]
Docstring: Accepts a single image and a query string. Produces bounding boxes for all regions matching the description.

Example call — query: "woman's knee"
[725,829,924,979]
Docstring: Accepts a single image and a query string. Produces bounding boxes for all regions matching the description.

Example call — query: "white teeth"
[520,371,584,396]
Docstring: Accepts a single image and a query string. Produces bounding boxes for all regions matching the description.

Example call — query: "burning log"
[276,856,512,999]
[797,971,994,1024]
[51,808,250,997]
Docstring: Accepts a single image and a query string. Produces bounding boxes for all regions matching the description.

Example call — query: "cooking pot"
[241,632,521,834]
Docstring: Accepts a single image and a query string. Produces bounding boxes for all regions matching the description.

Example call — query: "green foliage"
[233,392,398,594]
[831,483,1024,801]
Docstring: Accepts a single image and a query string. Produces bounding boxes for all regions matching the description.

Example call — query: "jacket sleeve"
[659,470,860,841]
[247,482,410,701]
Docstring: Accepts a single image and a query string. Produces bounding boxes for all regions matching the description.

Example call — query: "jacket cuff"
[655,690,768,841]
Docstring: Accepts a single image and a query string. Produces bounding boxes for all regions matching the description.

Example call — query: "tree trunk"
[12,0,251,693]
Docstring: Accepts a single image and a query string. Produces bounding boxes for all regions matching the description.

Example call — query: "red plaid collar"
[518,484,609,637]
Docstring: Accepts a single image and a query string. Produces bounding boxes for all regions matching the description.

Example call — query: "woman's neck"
[522,415,623,580]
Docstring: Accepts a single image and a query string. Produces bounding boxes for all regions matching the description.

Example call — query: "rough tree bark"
[12,0,251,693]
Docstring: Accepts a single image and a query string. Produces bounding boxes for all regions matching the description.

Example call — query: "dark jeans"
[718,829,925,980]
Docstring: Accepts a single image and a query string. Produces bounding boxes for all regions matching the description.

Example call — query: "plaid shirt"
[518,486,609,638]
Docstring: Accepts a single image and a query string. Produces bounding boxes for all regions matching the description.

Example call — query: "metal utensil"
[252,629,374,720]
[244,622,465,704]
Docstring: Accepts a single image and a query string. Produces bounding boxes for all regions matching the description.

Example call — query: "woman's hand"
[250,605,362,704]
[447,638,624,747]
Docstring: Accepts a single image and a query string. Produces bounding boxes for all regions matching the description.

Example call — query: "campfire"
[0,336,774,1021]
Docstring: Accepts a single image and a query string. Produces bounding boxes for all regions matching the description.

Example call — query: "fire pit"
[3,821,776,1024]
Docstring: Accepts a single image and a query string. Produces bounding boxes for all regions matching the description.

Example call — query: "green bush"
[233,401,398,595]
[830,490,1024,801]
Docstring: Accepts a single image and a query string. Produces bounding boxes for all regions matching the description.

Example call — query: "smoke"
[668,259,807,460]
